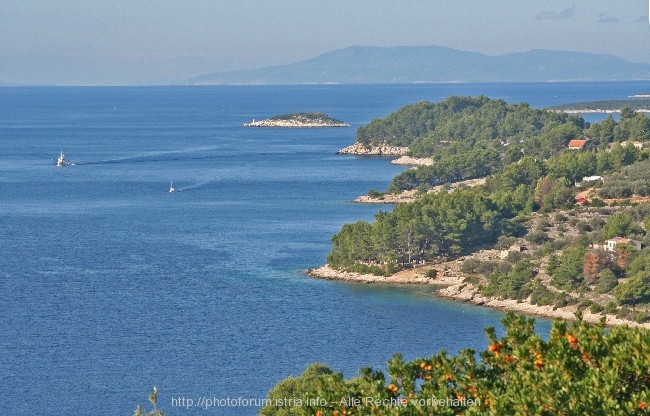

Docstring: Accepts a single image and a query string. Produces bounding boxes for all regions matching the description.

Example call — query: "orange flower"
[316,411,322,416]
[534,358,544,368]
[419,361,427,369]
[444,373,453,381]
[488,344,500,352]
[639,402,646,411]
[566,334,578,344]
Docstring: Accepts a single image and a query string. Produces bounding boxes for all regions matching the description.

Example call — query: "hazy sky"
[1,0,649,85]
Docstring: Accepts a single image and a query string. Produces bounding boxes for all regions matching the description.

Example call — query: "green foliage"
[328,188,505,271]
[260,364,335,416]
[602,212,643,239]
[483,260,535,299]
[367,189,384,199]
[425,269,438,278]
[614,248,650,305]
[524,230,549,245]
[594,268,619,294]
[262,314,650,416]
[356,100,440,147]
[529,281,556,306]
[600,158,650,199]
[329,96,650,309]
[389,148,501,191]
[268,112,346,125]
[550,244,587,290]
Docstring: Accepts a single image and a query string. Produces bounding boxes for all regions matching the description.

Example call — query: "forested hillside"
[330,97,650,275]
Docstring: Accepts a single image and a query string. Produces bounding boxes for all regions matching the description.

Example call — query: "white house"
[604,237,643,252]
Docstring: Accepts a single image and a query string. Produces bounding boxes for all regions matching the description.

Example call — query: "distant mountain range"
[186,45,650,85]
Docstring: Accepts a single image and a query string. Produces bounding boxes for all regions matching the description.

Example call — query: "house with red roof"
[568,139,588,150]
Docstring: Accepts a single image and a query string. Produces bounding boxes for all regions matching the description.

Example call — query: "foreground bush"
[261,313,650,415]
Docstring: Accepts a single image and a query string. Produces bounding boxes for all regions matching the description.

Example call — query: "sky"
[1,0,649,85]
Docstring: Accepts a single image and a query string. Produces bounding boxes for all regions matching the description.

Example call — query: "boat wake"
[64,146,223,166]
[173,180,215,192]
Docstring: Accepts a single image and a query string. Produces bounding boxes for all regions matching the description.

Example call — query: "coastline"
[390,155,434,166]
[327,138,650,328]
[558,108,650,114]
[353,178,486,204]
[337,142,409,156]
[308,264,650,329]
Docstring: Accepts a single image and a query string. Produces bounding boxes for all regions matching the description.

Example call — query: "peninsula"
[311,96,650,329]
[550,99,650,114]
[243,112,349,127]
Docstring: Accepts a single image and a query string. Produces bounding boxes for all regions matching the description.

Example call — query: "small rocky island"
[244,112,350,127]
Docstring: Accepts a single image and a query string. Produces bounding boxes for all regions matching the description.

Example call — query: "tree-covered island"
[244,112,350,127]
[311,96,650,327]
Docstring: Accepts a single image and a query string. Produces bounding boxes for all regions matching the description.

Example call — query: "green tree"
[614,273,650,305]
[602,213,642,239]
[594,268,618,294]
[260,364,335,416]
[551,244,587,289]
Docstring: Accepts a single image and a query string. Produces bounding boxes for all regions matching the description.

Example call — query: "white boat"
[56,151,68,166]
[169,182,176,193]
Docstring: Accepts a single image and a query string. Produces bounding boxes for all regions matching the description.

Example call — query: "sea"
[1,81,649,416]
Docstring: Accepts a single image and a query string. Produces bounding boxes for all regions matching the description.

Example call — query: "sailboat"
[169,181,176,193]
[56,151,68,166]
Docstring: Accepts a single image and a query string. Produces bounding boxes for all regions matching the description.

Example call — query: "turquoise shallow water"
[2,83,649,415]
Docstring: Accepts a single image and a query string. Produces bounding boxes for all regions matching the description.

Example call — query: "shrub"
[367,189,384,199]
[605,301,619,314]
[261,314,650,416]
[525,230,549,245]
[590,303,605,313]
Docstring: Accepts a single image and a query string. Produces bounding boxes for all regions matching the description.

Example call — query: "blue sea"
[1,82,649,415]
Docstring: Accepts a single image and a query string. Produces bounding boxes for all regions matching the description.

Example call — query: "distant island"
[550,99,650,113]
[187,45,650,85]
[243,112,349,127]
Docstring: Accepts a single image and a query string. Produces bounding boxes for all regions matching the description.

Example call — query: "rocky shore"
[437,283,650,329]
[353,178,486,204]
[307,264,458,285]
[337,142,409,156]
[390,155,434,166]
[308,263,650,329]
